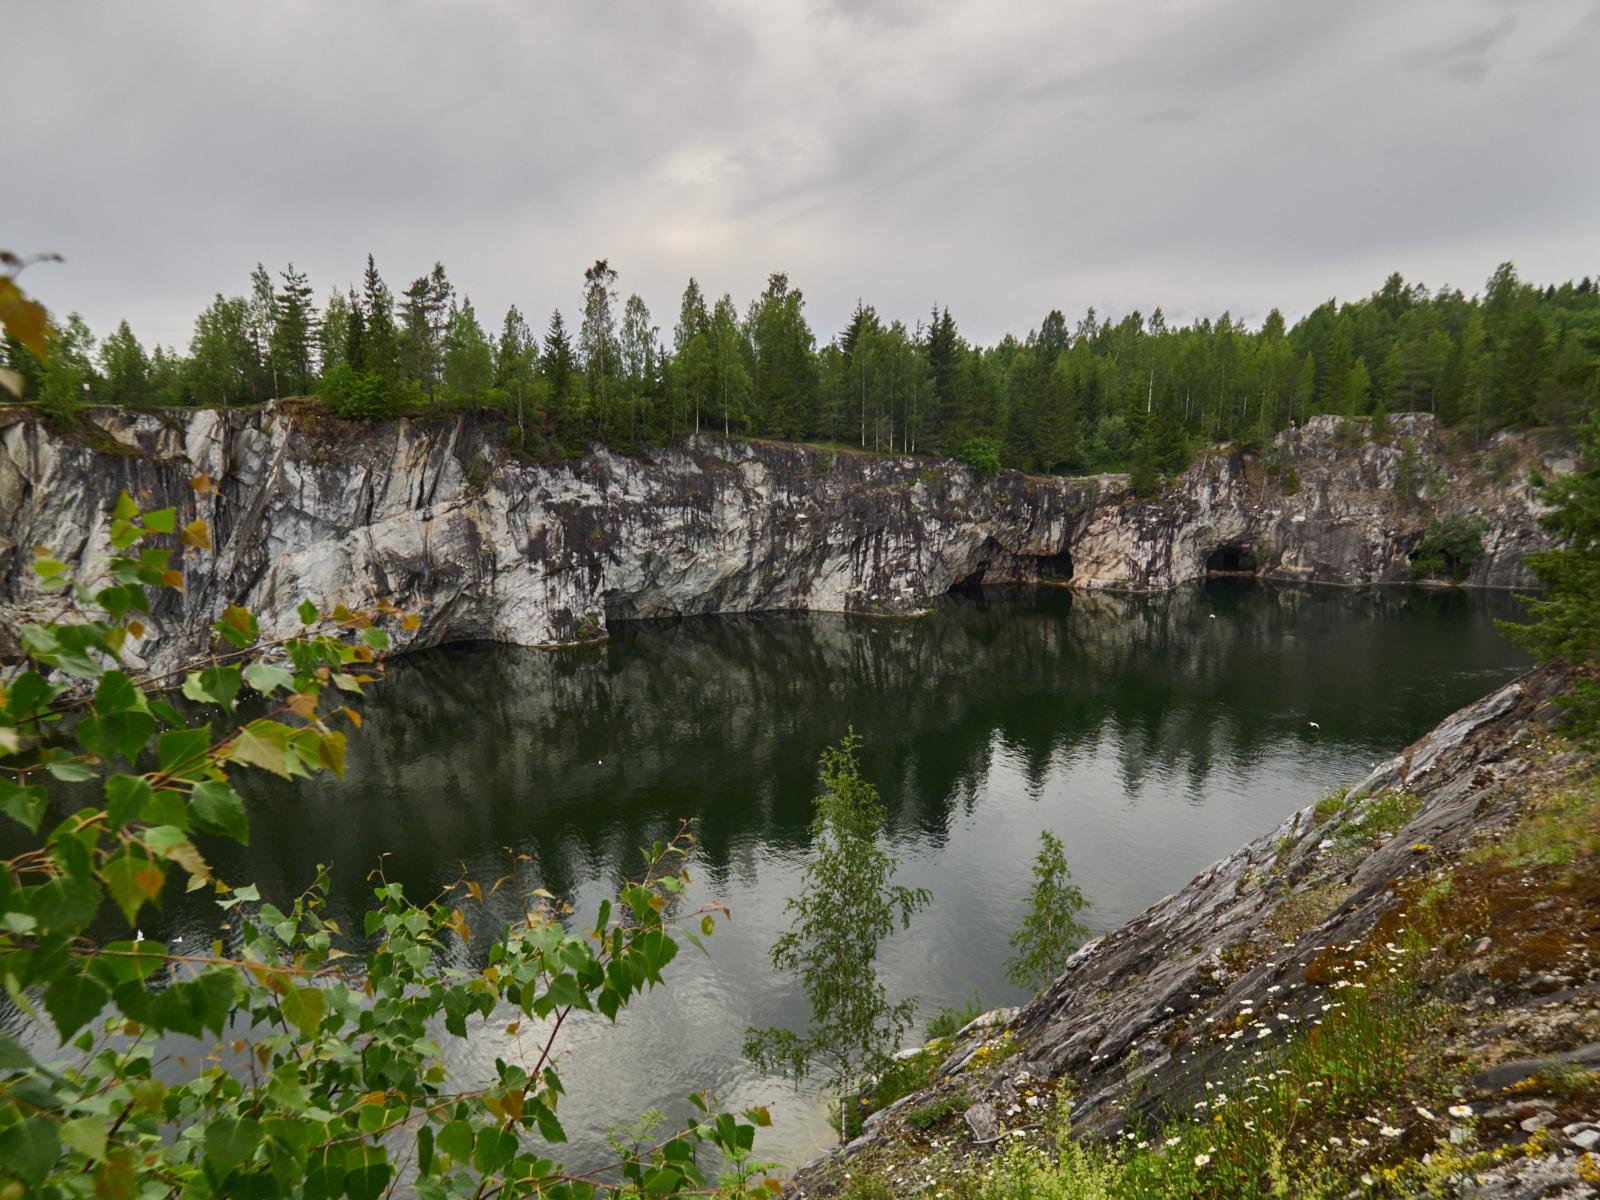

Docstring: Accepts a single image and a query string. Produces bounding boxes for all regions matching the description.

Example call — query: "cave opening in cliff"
[1035,550,1073,581]
[1206,544,1257,575]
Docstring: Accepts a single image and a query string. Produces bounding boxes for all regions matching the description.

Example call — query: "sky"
[8,0,1600,354]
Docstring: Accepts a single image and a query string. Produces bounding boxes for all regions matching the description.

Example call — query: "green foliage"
[319,361,381,417]
[1331,791,1425,855]
[743,732,930,1143]
[0,493,774,1200]
[19,260,1600,484]
[1393,437,1419,508]
[1502,421,1600,738]
[1128,438,1158,498]
[961,436,1003,478]
[1004,831,1089,993]
[925,992,985,1040]
[1408,513,1487,581]
[903,1094,972,1131]
[1281,461,1300,495]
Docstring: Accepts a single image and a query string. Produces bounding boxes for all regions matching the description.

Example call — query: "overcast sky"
[9,0,1600,352]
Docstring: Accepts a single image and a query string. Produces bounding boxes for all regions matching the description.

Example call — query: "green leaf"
[340,1145,391,1200]
[230,720,296,777]
[0,1117,61,1185]
[105,774,154,828]
[25,876,102,934]
[78,710,155,765]
[212,606,260,650]
[93,671,149,716]
[149,970,235,1038]
[60,1115,108,1163]
[114,490,139,521]
[43,971,110,1043]
[111,979,154,1025]
[190,779,249,843]
[4,669,54,718]
[143,506,177,533]
[47,759,98,782]
[144,788,190,829]
[204,1117,263,1176]
[279,987,326,1035]
[158,724,212,779]
[0,1031,36,1070]
[437,1119,475,1162]
[101,851,164,927]
[266,1064,309,1110]
[533,1104,568,1145]
[149,699,183,727]
[473,1125,518,1174]
[88,940,165,989]
[359,627,390,652]
[0,779,49,832]
[243,662,294,696]
[182,665,242,714]
[297,598,320,625]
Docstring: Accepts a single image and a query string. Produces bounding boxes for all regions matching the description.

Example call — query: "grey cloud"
[5,0,1598,351]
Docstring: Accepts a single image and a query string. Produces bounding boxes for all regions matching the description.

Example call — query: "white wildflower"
[1194,1153,1211,1167]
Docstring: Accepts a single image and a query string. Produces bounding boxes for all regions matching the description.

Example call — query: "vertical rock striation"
[0,405,1562,674]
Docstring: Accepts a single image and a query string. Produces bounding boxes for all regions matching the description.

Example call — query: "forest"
[6,257,1599,477]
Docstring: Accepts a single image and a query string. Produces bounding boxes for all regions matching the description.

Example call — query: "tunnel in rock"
[1205,543,1257,574]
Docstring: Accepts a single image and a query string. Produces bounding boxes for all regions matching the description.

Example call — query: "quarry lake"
[23,581,1535,1168]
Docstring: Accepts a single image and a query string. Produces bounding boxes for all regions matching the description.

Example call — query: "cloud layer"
[9,0,1600,349]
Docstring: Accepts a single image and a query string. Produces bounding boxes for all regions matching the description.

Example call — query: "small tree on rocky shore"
[742,733,930,1143]
[1004,829,1090,995]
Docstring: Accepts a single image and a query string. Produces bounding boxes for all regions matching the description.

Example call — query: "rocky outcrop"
[0,405,1566,674]
[1071,413,1557,592]
[790,659,1600,1195]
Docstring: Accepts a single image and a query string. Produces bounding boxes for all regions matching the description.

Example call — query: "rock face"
[790,658,1600,1194]
[0,404,1564,673]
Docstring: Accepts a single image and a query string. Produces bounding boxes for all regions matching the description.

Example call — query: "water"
[12,581,1533,1168]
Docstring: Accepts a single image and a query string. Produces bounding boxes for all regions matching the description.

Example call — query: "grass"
[928,994,988,1041]
[1330,791,1424,856]
[906,1095,974,1131]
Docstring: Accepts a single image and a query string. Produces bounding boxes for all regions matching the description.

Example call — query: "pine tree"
[99,320,150,407]
[271,263,318,396]
[400,262,452,403]
[580,260,619,436]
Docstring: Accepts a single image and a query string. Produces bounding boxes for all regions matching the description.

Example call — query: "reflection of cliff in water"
[195,582,1531,929]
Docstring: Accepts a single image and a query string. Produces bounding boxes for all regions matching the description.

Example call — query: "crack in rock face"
[0,405,1556,675]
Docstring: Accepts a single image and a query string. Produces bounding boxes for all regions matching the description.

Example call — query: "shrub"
[926,992,986,1040]
[1282,462,1300,495]
[961,437,1003,478]
[318,361,381,418]
[1409,513,1488,581]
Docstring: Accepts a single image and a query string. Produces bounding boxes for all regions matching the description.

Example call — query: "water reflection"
[5,582,1535,1166]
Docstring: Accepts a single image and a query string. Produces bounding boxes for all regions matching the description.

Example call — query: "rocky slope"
[0,404,1568,674]
[799,660,1600,1197]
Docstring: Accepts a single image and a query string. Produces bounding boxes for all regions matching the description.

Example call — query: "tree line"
[7,257,1599,475]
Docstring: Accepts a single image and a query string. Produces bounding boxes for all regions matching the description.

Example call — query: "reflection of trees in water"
[194,584,1528,932]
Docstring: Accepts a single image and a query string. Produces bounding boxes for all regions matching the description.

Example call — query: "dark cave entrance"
[1206,544,1257,575]
[1036,550,1074,581]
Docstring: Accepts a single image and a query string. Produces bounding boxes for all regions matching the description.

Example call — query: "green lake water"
[8,581,1536,1168]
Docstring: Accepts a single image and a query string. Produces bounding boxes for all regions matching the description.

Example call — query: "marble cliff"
[0,404,1565,672]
